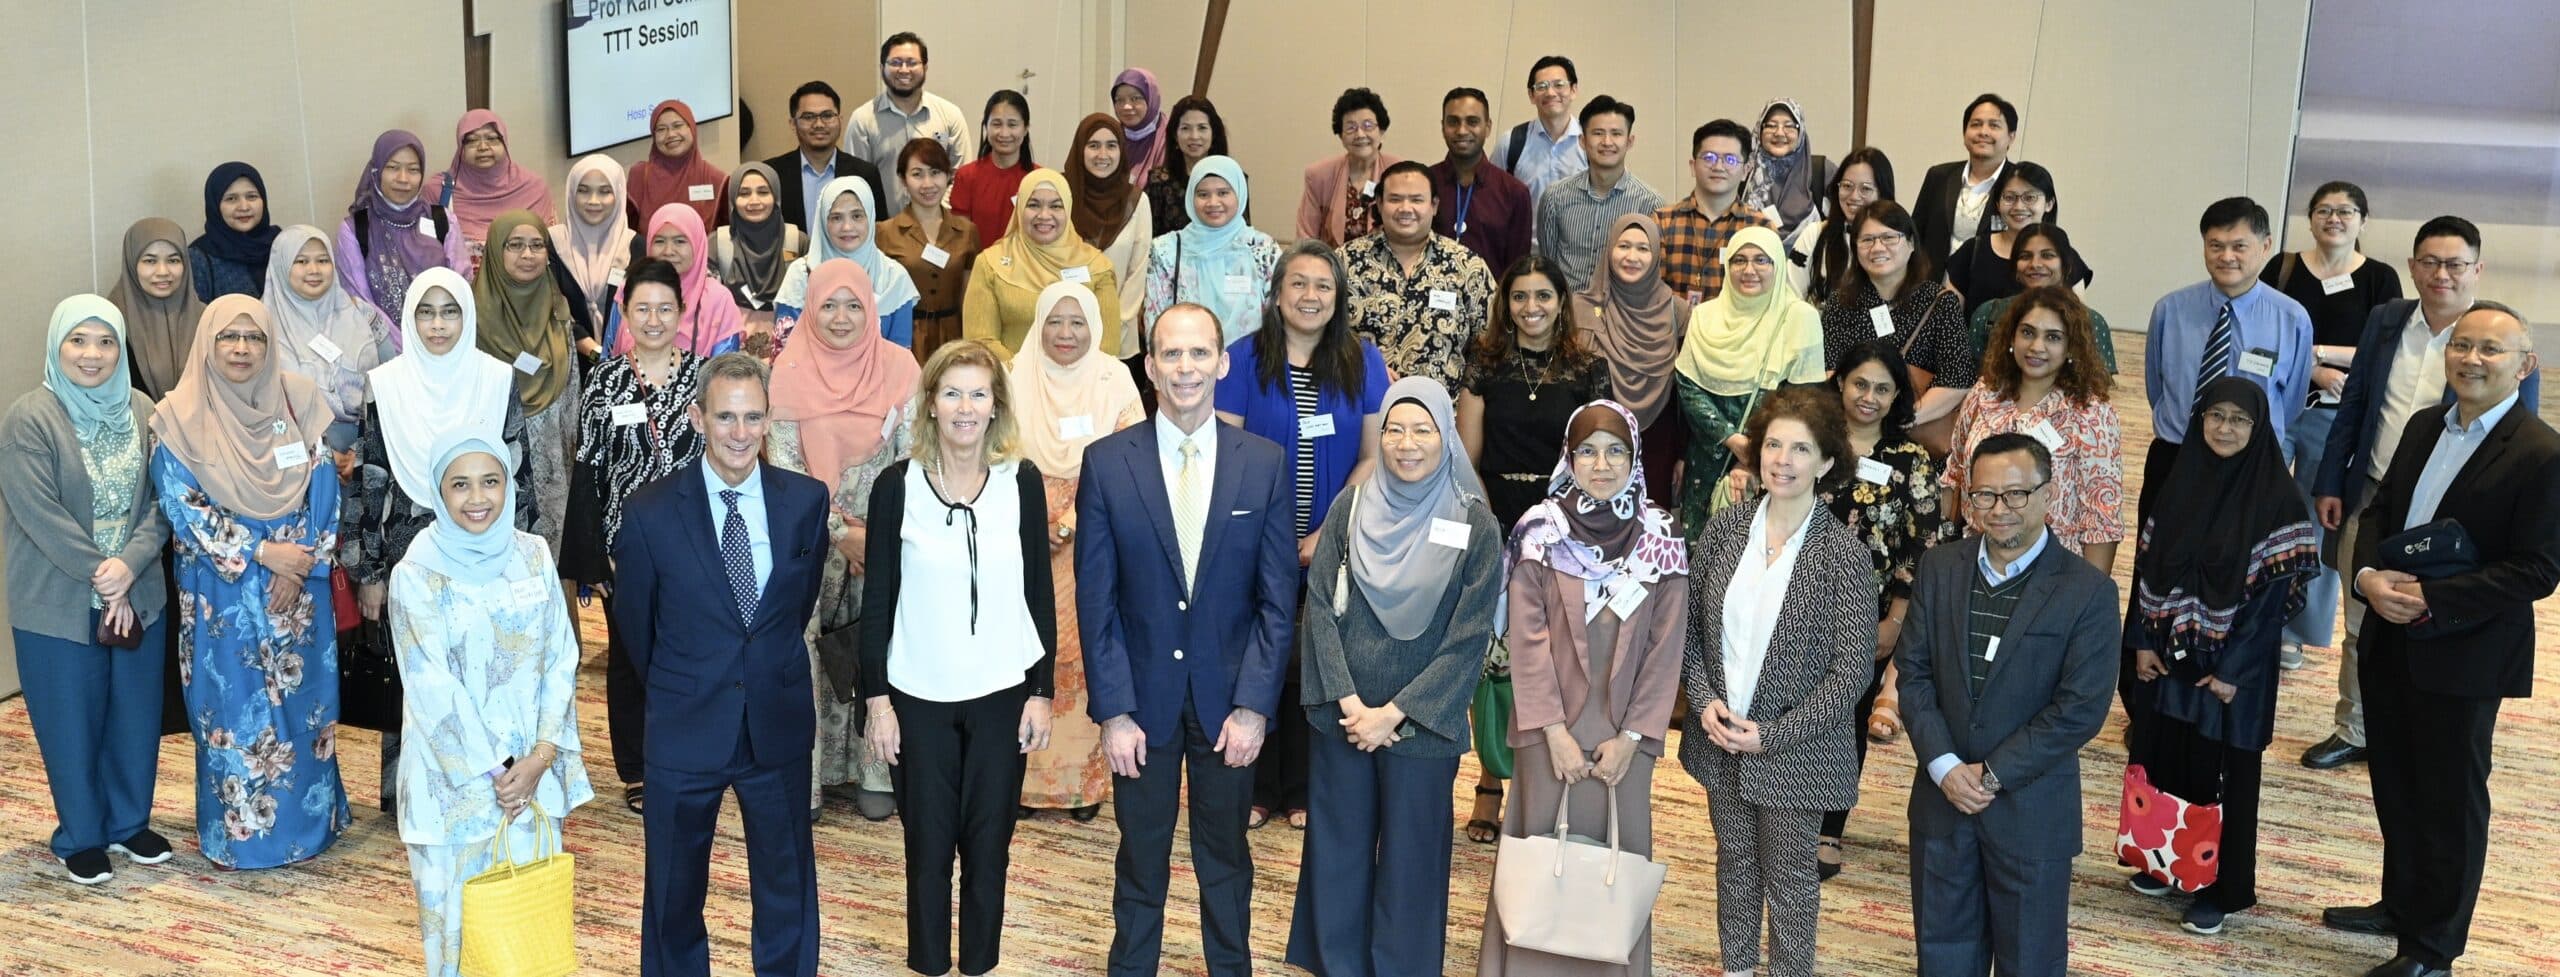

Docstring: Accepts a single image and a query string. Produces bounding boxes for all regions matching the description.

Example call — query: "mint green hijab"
[45,295,138,442]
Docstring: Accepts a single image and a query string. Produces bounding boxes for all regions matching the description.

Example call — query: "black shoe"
[2362,955,2450,977]
[380,794,398,817]
[62,848,113,885]
[1069,804,1102,822]
[2129,872,2176,897]
[2323,902,2399,936]
[1816,839,1843,881]
[2302,734,2369,769]
[2181,900,2228,935]
[108,829,174,865]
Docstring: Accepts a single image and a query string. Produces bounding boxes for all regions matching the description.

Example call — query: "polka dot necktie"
[720,489,757,624]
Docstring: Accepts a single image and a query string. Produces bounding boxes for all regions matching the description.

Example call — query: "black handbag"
[338,616,406,732]
[815,619,862,704]
[2376,518,2479,639]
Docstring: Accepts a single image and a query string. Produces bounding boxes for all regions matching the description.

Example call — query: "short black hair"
[1379,160,1436,199]
[622,257,685,310]
[1973,431,2052,484]
[2413,214,2481,255]
[1441,87,1491,114]
[2198,196,2271,238]
[880,32,926,63]
[1331,88,1389,134]
[1963,93,2019,132]
[789,80,840,117]
[1528,55,1578,88]
[1579,96,1633,131]
[1691,118,1751,156]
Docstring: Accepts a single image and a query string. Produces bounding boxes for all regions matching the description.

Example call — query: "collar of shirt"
[1154,411,1218,462]
[1977,526,2051,586]
[1572,170,1631,202]
[798,151,835,180]
[703,458,765,500]
[873,91,933,121]
[2446,390,2521,436]
[1536,117,1582,147]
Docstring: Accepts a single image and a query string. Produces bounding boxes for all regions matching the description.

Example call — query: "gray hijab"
[1350,376,1484,640]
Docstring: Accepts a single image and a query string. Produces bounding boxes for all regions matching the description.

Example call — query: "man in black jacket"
[762,80,886,235]
[1910,93,2018,268]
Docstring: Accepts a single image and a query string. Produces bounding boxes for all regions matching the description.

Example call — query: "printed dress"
[765,407,912,803]
[155,444,351,868]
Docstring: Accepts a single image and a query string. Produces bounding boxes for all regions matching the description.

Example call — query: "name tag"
[2024,419,2065,452]
[1983,635,2001,662]
[419,216,438,240]
[1605,580,1648,619]
[610,403,648,427]
[513,351,544,375]
[921,244,952,269]
[605,265,626,288]
[273,441,311,470]
[1299,413,1337,439]
[1428,289,1459,312]
[688,183,716,202]
[1222,274,1253,295]
[1685,290,1704,305]
[2238,348,2276,377]
[1869,304,1895,337]
[1361,179,1378,197]
[881,409,901,441]
[1761,205,1784,224]
[2320,274,2354,296]
[307,334,344,363]
[1056,414,1094,439]
[1856,457,1894,485]
[1060,265,1092,284]
[508,576,550,607]
[1428,517,1471,549]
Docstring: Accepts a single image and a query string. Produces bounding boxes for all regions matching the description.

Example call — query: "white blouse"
[1720,500,1810,719]
[886,458,1042,702]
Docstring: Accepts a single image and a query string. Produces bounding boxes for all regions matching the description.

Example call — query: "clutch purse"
[2375,518,2478,639]
[95,606,143,649]
[816,620,861,704]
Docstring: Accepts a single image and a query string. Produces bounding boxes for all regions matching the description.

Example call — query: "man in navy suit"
[611,352,831,977]
[1077,303,1298,977]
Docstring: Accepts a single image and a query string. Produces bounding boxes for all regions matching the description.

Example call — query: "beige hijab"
[149,295,332,519]
[1579,213,1687,428]
[1007,281,1141,477]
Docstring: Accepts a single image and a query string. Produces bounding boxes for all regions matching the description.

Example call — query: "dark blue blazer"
[610,461,831,773]
[2316,298,2541,512]
[1075,419,1298,743]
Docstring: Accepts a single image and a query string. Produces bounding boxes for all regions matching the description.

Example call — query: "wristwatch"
[1620,729,1643,743]
[1980,766,2002,794]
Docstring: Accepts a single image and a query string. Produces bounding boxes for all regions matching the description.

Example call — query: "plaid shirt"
[1652,194,1780,304]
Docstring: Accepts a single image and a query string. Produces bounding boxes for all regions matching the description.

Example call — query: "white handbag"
[1492,780,1668,964]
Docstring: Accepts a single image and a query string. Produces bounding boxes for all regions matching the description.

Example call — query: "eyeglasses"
[1341,120,1380,133]
[794,110,839,125]
[1760,120,1800,132]
[1963,479,2049,511]
[2200,408,2257,429]
[502,239,549,256]
[1697,152,1744,168]
[2412,257,2476,275]
[1570,443,1631,463]
[1727,253,1775,268]
[1530,80,1572,93]
[212,331,269,347]
[2312,206,2361,220]
[885,58,924,69]
[2445,339,2517,358]
[414,306,465,323]
[1856,232,1907,249]
[1998,191,2046,207]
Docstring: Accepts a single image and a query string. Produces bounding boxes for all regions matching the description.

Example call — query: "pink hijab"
[614,203,744,357]
[432,109,557,250]
[768,259,918,494]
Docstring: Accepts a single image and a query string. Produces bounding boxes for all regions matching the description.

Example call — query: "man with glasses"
[846,32,972,213]
[1895,433,2120,977]
[1491,55,1586,206]
[2323,303,2557,977]
[1534,97,1661,289]
[762,80,885,235]
[2299,216,2540,772]
[1653,118,1778,304]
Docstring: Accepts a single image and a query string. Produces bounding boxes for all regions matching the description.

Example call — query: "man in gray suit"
[1896,433,2120,977]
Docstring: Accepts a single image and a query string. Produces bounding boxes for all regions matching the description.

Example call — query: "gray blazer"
[0,389,170,642]
[1896,534,2118,860]
[1678,503,1880,813]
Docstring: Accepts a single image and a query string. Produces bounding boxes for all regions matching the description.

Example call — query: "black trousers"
[890,684,1029,977]
[2136,715,2266,913]
[2362,633,2500,967]
[602,592,647,784]
[1110,692,1257,977]
[1821,655,1891,838]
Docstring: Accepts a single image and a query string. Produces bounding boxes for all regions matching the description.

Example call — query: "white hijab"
[368,266,516,503]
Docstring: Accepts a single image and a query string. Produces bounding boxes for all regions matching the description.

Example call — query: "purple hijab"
[351,129,451,322]
[1112,67,1167,186]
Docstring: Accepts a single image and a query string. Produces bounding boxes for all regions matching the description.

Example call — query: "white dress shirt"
[1721,500,1810,719]
[702,459,771,593]
[2370,304,2453,479]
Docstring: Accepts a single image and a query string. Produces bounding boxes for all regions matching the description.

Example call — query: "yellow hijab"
[1673,225,1826,397]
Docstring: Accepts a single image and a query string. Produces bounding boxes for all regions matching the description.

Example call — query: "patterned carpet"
[2,346,2554,977]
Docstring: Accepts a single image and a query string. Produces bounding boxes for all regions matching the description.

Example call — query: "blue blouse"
[1214,335,1388,535]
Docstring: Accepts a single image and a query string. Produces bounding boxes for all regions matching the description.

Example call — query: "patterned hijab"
[552,154,635,315]
[1009,281,1141,478]
[616,204,744,357]
[1676,225,1826,396]
[1350,377,1484,640]
[1508,400,1688,584]
[472,210,576,414]
[807,176,921,315]
[261,225,388,424]
[982,168,1112,295]
[402,432,524,582]
[149,296,332,519]
[722,162,793,302]
[1742,99,1820,229]
[768,259,918,496]
[194,161,282,268]
[435,109,557,248]
[350,129,452,322]
[369,266,515,503]
[106,218,206,398]
[45,295,137,443]
[1112,67,1168,186]
[1067,113,1140,246]
[1579,213,1685,427]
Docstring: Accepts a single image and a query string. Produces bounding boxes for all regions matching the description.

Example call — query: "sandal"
[1247,806,1272,830]
[1466,785,1503,844]
[624,783,645,815]
[1286,808,1309,830]
[1868,663,1904,743]
[1817,838,1844,882]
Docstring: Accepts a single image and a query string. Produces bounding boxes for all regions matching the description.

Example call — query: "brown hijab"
[1579,213,1686,427]
[107,218,208,398]
[149,295,333,519]
[1066,113,1139,247]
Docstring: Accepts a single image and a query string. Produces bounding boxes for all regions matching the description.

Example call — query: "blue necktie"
[720,489,757,624]
[2196,301,2234,394]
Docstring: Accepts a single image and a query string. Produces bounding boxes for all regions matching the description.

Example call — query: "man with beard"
[1427,87,1533,276]
[846,32,972,213]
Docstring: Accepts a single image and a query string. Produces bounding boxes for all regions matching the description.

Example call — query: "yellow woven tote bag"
[458,802,578,977]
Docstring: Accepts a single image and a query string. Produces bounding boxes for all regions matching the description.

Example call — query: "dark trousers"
[641,724,818,977]
[16,616,167,859]
[1910,817,2073,977]
[1252,651,1311,812]
[1822,655,1891,838]
[1284,728,1462,977]
[602,592,646,784]
[1110,693,1256,977]
[890,684,1028,976]
[2362,634,2500,967]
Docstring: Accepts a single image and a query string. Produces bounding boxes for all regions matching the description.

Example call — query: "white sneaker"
[2279,642,2306,670]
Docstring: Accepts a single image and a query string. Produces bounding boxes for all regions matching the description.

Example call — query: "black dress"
[1463,348,1612,533]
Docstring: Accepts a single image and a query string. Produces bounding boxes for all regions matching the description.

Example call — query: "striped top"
[1965,569,2032,698]
[1289,364,1320,536]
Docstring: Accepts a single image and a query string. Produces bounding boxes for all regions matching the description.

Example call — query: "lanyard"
[1452,180,1478,237]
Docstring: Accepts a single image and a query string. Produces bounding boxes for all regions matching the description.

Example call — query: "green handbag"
[1472,668,1516,780]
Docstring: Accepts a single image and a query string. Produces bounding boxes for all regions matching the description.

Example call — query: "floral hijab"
[1507,399,1688,584]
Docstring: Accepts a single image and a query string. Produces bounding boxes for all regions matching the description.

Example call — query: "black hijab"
[2133,377,2319,657]
[195,161,282,266]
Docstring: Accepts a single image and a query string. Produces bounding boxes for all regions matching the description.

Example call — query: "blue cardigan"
[1214,335,1388,536]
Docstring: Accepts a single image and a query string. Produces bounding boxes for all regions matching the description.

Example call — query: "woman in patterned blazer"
[1678,384,1882,977]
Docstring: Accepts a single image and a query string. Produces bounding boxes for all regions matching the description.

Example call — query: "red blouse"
[950,157,1033,251]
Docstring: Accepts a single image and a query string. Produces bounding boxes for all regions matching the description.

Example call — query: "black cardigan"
[855,457,1058,720]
